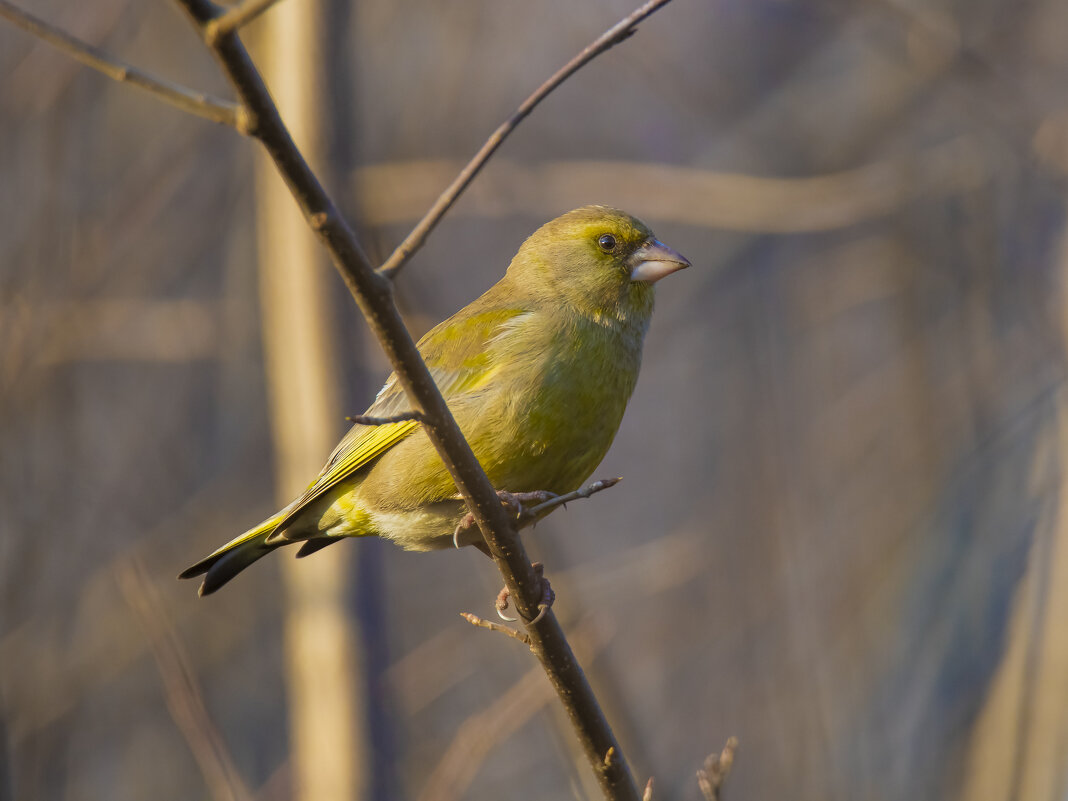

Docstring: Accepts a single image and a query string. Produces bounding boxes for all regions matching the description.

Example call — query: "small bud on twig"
[520,477,623,521]
[460,611,532,647]
[696,737,739,801]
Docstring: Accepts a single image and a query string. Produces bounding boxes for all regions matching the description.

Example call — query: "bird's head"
[508,206,690,325]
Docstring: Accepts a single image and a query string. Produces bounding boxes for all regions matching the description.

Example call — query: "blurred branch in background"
[115,558,250,801]
[417,616,615,801]
[358,137,990,234]
[251,1,367,799]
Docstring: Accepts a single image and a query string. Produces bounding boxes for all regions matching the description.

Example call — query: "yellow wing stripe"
[321,420,419,489]
[272,419,420,533]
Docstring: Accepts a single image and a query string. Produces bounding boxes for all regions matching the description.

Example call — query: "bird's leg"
[449,490,558,623]
[496,562,555,624]
[452,489,559,548]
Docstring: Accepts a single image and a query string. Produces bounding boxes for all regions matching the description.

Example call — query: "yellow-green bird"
[181,206,689,595]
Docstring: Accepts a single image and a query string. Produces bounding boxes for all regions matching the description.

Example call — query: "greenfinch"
[181,206,689,595]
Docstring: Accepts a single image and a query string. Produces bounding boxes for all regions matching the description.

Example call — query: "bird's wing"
[270,305,528,535]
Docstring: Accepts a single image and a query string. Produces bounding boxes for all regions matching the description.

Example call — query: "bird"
[180,205,689,596]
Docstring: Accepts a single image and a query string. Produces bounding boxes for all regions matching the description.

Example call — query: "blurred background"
[4,0,1068,799]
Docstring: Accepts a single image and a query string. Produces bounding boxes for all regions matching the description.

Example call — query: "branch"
[520,477,622,522]
[169,1,664,798]
[376,0,676,279]
[460,612,532,647]
[354,139,992,233]
[205,0,287,43]
[0,0,243,129]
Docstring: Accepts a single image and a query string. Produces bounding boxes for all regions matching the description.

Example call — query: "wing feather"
[269,304,528,536]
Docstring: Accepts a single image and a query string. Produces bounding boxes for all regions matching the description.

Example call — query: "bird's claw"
[453,512,475,549]
[495,562,555,624]
[495,585,518,622]
[453,490,560,548]
[498,490,558,520]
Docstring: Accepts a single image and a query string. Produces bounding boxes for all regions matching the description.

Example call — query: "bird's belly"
[289,480,464,551]
[368,501,467,550]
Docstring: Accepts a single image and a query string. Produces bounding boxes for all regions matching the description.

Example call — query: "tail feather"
[179,513,288,595]
[295,538,342,558]
[180,506,358,594]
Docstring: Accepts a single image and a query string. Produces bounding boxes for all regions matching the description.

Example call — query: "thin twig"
[115,558,251,801]
[377,0,675,279]
[345,410,426,426]
[0,0,243,129]
[520,477,622,522]
[206,0,287,43]
[460,612,532,647]
[696,737,739,801]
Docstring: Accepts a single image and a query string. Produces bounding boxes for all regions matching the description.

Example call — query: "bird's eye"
[597,234,617,252]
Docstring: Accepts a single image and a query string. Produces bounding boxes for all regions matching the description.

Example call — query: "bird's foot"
[496,561,555,624]
[497,489,559,518]
[452,489,559,548]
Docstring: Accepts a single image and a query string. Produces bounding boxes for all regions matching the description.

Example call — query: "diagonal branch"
[205,0,288,43]
[376,0,676,279]
[0,0,243,129]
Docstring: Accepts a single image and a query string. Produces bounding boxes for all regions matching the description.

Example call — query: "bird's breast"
[470,312,644,493]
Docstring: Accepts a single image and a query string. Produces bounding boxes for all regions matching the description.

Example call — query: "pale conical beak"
[628,239,691,283]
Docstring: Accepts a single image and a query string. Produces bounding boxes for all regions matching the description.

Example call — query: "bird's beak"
[628,239,691,283]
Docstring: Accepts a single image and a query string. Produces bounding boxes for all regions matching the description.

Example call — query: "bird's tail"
[178,512,289,596]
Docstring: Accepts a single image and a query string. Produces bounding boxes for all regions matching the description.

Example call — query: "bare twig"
[345,410,426,425]
[115,558,251,801]
[460,611,532,647]
[376,0,676,279]
[205,0,288,43]
[520,477,622,522]
[696,737,739,801]
[0,0,243,128]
